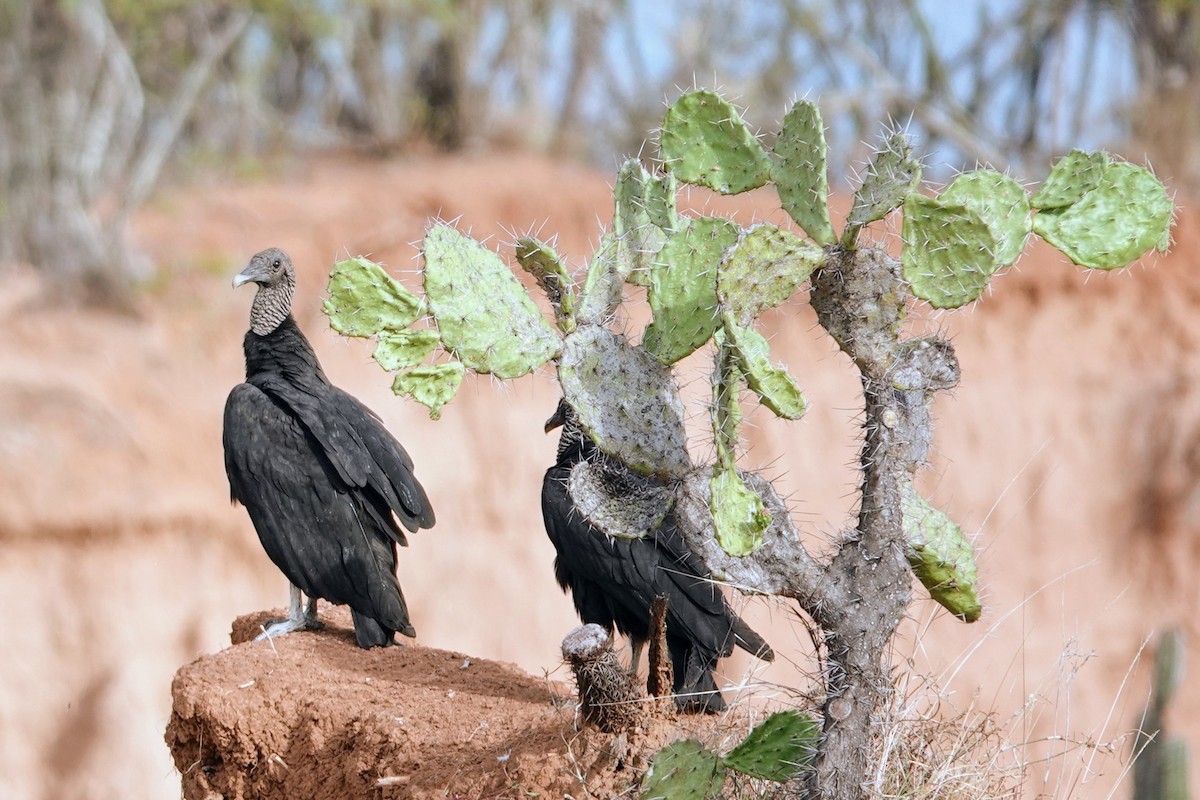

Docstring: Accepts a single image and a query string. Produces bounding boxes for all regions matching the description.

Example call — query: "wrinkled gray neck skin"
[249,278,294,335]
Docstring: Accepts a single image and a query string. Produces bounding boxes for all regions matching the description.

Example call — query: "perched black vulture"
[223,247,435,649]
[542,401,773,713]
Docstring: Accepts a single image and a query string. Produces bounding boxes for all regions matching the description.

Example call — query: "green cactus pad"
[900,479,981,622]
[391,362,465,420]
[902,194,998,309]
[723,710,819,781]
[660,90,772,195]
[772,100,837,245]
[710,463,770,556]
[843,133,921,245]
[718,223,823,324]
[422,223,560,379]
[643,216,738,364]
[722,317,806,420]
[372,329,440,371]
[940,170,1032,267]
[559,324,691,478]
[1031,161,1173,269]
[615,160,678,286]
[515,236,576,333]
[640,739,726,800]
[1030,149,1108,210]
[324,256,423,337]
[576,232,623,325]
[567,459,674,540]
[712,335,743,464]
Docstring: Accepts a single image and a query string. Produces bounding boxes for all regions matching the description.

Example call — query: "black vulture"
[223,247,435,649]
[542,401,774,713]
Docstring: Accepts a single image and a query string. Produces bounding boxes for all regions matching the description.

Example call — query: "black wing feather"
[224,382,415,639]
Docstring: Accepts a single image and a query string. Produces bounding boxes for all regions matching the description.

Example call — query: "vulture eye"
[272,259,281,268]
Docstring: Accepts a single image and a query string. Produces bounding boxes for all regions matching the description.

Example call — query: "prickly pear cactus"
[902,195,997,309]
[423,222,560,379]
[640,739,726,800]
[515,236,576,333]
[567,459,673,540]
[558,324,691,478]
[722,317,806,420]
[842,132,921,246]
[772,100,837,245]
[614,159,678,285]
[372,329,439,371]
[643,216,738,364]
[575,232,623,325]
[1031,160,1172,269]
[939,170,1032,268]
[900,478,981,622]
[1030,149,1108,210]
[324,256,423,337]
[709,463,771,557]
[390,362,465,420]
[660,90,772,195]
[718,223,823,324]
[723,710,820,781]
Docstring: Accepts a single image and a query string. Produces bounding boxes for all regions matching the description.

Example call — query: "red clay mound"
[167,607,743,800]
[168,608,602,799]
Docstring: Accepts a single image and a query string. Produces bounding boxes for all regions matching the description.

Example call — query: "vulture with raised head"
[223,247,435,648]
[542,400,773,713]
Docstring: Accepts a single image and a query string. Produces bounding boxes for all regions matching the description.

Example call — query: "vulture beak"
[231,271,255,289]
[544,400,568,433]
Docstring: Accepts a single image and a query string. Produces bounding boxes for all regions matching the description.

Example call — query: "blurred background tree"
[1,0,1196,302]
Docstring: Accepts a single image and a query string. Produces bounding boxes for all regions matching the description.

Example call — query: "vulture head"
[234,247,296,335]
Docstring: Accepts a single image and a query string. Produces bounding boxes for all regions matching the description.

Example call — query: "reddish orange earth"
[0,152,1197,799]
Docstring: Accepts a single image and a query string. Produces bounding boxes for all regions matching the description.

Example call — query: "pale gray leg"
[256,583,314,640]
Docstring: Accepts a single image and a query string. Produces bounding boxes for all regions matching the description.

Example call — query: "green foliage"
[558,324,691,478]
[939,170,1031,268]
[660,90,772,195]
[422,223,560,378]
[391,362,465,420]
[515,236,576,333]
[614,160,678,285]
[324,256,423,337]
[902,194,997,309]
[576,232,623,325]
[1030,149,1108,210]
[372,329,439,371]
[643,216,738,364]
[642,711,819,797]
[640,739,727,800]
[772,100,837,245]
[1032,160,1173,269]
[900,479,981,622]
[842,133,921,247]
[718,223,822,324]
[722,317,806,420]
[723,710,820,781]
[710,463,770,557]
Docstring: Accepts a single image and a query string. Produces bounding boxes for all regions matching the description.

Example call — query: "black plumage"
[542,401,773,713]
[223,247,435,648]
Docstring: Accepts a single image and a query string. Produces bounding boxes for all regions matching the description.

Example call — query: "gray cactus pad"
[567,459,673,539]
[558,324,691,478]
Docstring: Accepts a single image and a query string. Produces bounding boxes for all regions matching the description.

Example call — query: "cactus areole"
[323,89,1173,800]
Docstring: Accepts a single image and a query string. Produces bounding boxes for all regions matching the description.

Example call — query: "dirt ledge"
[166,608,652,800]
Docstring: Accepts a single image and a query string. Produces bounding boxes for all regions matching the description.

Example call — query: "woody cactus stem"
[804,245,960,799]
